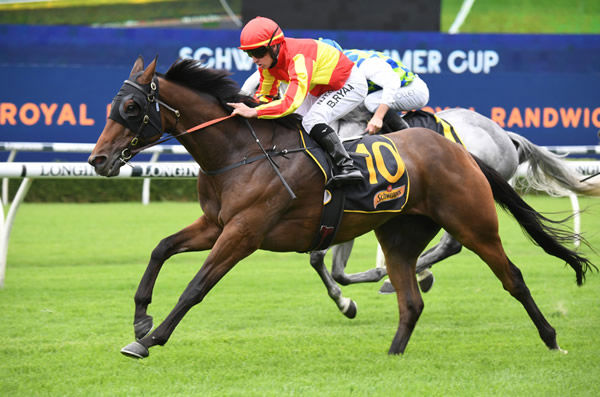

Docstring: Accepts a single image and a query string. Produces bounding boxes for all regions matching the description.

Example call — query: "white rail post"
[1,177,32,288]
[2,149,17,206]
[142,152,160,205]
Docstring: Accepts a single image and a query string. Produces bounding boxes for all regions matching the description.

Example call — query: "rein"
[124,114,236,159]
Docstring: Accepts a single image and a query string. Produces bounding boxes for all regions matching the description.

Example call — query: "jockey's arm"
[361,57,401,107]
[360,57,401,134]
[228,102,258,118]
[252,54,313,119]
[240,69,286,101]
[366,103,390,135]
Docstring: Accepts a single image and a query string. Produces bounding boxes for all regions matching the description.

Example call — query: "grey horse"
[311,107,600,317]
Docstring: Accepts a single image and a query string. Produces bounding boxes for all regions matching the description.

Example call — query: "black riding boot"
[383,110,410,132]
[310,123,362,184]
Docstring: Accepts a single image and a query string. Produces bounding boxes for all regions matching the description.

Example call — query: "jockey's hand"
[227,102,258,118]
[366,116,383,135]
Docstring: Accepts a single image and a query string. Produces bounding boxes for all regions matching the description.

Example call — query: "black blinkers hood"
[108,73,163,140]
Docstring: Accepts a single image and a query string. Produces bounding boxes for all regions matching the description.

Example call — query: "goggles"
[245,46,270,58]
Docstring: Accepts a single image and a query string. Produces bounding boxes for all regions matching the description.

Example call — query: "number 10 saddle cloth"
[301,132,410,251]
[300,109,464,251]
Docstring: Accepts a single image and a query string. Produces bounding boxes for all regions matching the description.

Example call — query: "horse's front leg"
[122,215,263,359]
[133,215,221,340]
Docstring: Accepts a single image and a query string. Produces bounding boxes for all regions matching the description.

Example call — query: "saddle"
[398,109,465,147]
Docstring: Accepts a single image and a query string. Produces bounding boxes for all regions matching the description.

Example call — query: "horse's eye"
[124,102,140,117]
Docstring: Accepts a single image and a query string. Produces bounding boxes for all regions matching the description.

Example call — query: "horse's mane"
[164,58,253,105]
[163,58,302,128]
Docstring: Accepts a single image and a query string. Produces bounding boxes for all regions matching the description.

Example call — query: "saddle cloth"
[300,132,410,214]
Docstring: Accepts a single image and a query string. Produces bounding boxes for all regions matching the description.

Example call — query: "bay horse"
[88,57,594,359]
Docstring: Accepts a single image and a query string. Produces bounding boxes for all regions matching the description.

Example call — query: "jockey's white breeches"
[364,75,429,113]
[297,66,368,134]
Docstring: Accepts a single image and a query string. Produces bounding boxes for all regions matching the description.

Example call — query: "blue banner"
[1,25,599,161]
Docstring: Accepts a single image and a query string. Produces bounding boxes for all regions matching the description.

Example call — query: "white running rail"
[0,142,190,206]
[0,161,198,288]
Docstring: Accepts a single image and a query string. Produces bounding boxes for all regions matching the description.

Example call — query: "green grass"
[441,0,600,33]
[1,197,599,395]
[0,0,242,26]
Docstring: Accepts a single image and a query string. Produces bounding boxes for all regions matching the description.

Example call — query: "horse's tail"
[472,155,597,286]
[507,131,600,196]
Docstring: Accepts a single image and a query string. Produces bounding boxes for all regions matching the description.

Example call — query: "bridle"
[110,73,236,164]
[108,72,297,199]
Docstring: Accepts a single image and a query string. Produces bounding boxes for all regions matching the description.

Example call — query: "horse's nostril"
[88,155,107,167]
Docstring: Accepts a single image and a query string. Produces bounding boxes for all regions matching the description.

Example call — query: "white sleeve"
[359,57,401,107]
[240,69,261,96]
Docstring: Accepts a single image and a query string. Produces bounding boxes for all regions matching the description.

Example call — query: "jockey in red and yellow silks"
[229,16,368,185]
[251,38,355,119]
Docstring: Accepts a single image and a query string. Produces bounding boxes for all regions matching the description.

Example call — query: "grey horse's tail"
[507,131,600,196]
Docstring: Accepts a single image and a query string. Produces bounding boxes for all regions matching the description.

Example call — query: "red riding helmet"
[239,16,285,50]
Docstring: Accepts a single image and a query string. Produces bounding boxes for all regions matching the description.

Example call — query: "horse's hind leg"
[441,201,561,350]
[415,232,462,273]
[375,215,441,354]
[133,215,221,339]
[474,242,561,351]
[331,240,387,285]
[309,249,357,319]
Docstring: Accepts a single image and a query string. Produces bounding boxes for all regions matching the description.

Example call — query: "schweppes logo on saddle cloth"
[373,184,406,209]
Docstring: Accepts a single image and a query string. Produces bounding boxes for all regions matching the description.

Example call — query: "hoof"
[134,316,153,340]
[378,279,395,295]
[343,300,357,319]
[121,341,149,359]
[417,270,435,293]
[555,347,568,355]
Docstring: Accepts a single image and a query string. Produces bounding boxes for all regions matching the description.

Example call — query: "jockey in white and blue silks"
[320,39,430,135]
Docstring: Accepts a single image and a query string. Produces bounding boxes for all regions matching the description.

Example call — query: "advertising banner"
[1,25,599,161]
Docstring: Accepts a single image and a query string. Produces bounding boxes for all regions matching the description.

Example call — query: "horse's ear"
[138,56,158,84]
[130,55,145,79]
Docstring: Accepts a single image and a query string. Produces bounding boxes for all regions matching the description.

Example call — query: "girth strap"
[308,186,346,252]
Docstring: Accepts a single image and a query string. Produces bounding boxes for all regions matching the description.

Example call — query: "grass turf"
[1,196,599,395]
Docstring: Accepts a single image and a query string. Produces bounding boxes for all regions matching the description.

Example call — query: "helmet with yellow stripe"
[240,16,284,51]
